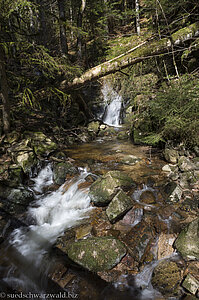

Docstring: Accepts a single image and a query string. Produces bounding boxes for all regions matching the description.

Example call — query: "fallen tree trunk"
[61,22,199,90]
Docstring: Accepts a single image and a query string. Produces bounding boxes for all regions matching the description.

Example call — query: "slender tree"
[77,0,87,59]
[57,0,68,56]
[0,45,10,134]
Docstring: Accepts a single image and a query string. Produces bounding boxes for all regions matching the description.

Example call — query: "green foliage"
[132,75,199,147]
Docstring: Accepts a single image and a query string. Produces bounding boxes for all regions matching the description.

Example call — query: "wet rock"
[120,155,141,165]
[182,274,199,296]
[174,218,199,261]
[151,260,182,296]
[75,225,93,240]
[106,190,133,223]
[178,156,194,172]
[0,185,34,214]
[121,220,155,263]
[164,148,179,163]
[139,190,156,204]
[53,162,78,185]
[164,182,183,203]
[67,236,126,272]
[89,171,136,206]
[157,233,176,259]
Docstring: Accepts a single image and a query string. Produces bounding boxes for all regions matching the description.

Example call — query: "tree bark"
[57,0,68,55]
[135,0,140,36]
[0,45,10,134]
[61,22,199,90]
[77,0,86,59]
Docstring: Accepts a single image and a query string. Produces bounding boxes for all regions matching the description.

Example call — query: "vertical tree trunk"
[0,46,10,134]
[135,0,140,36]
[77,0,86,59]
[57,0,68,56]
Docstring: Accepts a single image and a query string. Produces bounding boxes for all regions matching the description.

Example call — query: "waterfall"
[3,165,92,293]
[101,82,122,127]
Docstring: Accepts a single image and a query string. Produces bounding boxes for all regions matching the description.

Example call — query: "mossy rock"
[174,218,199,261]
[53,162,78,185]
[67,236,126,272]
[16,151,37,174]
[106,190,133,223]
[151,260,182,296]
[89,170,136,206]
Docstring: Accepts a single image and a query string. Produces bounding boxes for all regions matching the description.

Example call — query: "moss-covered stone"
[174,218,199,261]
[151,260,182,296]
[89,171,136,206]
[164,148,179,164]
[53,162,78,185]
[67,236,126,272]
[106,190,133,223]
[182,274,199,295]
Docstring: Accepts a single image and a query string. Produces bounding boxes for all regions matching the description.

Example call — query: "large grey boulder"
[89,170,135,206]
[174,218,199,261]
[106,190,133,223]
[67,236,126,272]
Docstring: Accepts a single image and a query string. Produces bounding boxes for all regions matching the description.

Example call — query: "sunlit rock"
[89,170,136,206]
[106,190,133,223]
[67,236,126,272]
[174,218,199,261]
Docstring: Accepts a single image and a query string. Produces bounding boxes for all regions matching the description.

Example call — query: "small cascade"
[3,165,92,293]
[101,82,122,127]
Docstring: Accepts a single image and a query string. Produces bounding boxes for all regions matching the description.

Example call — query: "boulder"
[88,121,100,135]
[0,185,34,214]
[157,233,176,259]
[120,155,141,165]
[121,220,155,263]
[53,162,78,185]
[89,171,135,206]
[178,156,194,172]
[164,148,179,164]
[29,132,57,156]
[139,190,156,204]
[164,182,183,203]
[67,236,126,272]
[16,150,36,173]
[182,274,199,295]
[151,260,182,296]
[106,190,133,223]
[174,218,199,261]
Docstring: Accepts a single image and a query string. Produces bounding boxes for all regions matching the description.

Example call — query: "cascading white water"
[4,165,92,291]
[101,82,122,127]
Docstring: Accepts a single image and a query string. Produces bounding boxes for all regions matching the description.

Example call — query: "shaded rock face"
[178,156,194,172]
[53,162,78,185]
[89,171,136,206]
[106,190,133,223]
[67,236,126,272]
[151,260,182,296]
[164,182,183,203]
[174,218,199,261]
[121,220,155,262]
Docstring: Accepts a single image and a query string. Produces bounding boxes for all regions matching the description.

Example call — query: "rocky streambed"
[0,129,198,299]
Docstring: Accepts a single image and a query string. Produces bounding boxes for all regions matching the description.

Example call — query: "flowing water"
[101,82,122,127]
[0,84,184,299]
